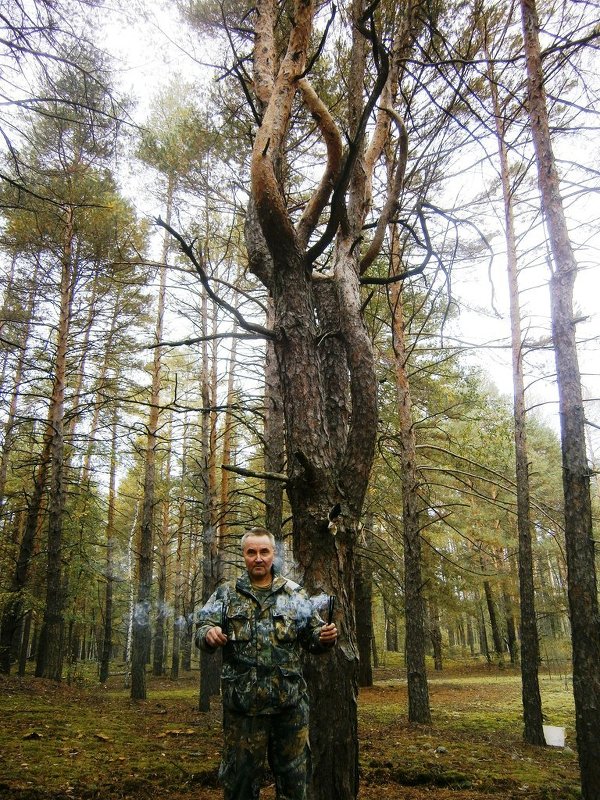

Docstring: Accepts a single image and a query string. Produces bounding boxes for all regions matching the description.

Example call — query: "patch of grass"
[358,668,580,799]
[0,666,581,800]
[0,675,221,799]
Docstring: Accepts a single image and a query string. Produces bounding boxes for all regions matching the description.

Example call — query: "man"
[196,527,338,800]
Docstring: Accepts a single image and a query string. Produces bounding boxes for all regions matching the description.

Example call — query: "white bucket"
[543,725,565,747]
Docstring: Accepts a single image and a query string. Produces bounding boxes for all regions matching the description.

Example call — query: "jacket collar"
[236,571,288,596]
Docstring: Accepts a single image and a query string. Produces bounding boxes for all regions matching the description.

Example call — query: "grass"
[0,662,581,800]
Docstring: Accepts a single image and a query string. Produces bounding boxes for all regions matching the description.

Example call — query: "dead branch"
[155,216,274,340]
[222,463,288,482]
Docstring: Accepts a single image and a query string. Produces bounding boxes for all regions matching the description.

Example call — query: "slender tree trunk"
[0,260,39,509]
[355,515,374,687]
[483,28,545,742]
[171,419,189,681]
[428,600,443,671]
[36,210,76,681]
[482,578,504,663]
[479,598,491,662]
[131,188,171,699]
[383,597,399,652]
[218,323,240,546]
[198,287,220,711]
[389,232,431,723]
[520,1,600,787]
[99,409,118,684]
[153,421,172,678]
[0,437,51,673]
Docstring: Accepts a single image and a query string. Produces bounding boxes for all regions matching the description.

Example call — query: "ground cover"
[0,664,580,800]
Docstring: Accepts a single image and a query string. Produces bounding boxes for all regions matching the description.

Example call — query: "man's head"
[241,527,275,587]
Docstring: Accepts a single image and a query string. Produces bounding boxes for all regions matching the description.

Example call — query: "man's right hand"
[205,626,228,648]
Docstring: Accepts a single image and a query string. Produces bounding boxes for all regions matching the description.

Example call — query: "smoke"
[130,600,195,629]
[273,591,333,625]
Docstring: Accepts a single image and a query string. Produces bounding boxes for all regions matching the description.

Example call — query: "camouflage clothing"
[195,572,331,799]
[220,700,310,800]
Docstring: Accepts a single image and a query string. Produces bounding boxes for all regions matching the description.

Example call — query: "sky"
[100,0,600,463]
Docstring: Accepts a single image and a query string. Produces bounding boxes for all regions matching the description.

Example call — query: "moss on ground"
[0,665,580,800]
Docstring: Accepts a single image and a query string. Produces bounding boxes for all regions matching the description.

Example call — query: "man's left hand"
[319,623,338,645]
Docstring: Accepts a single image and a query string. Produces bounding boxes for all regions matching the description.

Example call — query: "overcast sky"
[101,2,600,460]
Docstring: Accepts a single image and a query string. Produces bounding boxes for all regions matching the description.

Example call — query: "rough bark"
[390,266,431,724]
[35,208,75,681]
[198,287,221,711]
[520,0,600,789]
[355,516,374,687]
[244,0,417,793]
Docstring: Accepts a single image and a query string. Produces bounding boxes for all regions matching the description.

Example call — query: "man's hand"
[319,623,338,645]
[205,626,228,648]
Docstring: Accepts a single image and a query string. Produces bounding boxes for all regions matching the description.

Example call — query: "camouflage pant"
[220,698,310,800]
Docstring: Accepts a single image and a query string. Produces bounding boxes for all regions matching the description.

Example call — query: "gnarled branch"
[296,77,343,250]
[360,107,408,274]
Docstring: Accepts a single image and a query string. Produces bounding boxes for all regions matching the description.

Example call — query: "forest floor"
[0,661,580,800]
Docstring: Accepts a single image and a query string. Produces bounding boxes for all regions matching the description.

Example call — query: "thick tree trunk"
[520,1,600,788]
[246,1,397,794]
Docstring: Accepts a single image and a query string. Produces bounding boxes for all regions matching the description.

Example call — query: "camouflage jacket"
[196,573,330,715]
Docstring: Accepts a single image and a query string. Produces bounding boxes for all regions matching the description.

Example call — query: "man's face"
[243,534,274,586]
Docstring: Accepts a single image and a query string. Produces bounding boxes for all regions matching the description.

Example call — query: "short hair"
[241,527,276,552]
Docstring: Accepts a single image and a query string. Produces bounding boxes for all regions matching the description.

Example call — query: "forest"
[0,0,599,799]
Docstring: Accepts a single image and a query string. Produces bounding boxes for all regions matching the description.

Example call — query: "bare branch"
[155,216,274,340]
[222,463,288,483]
